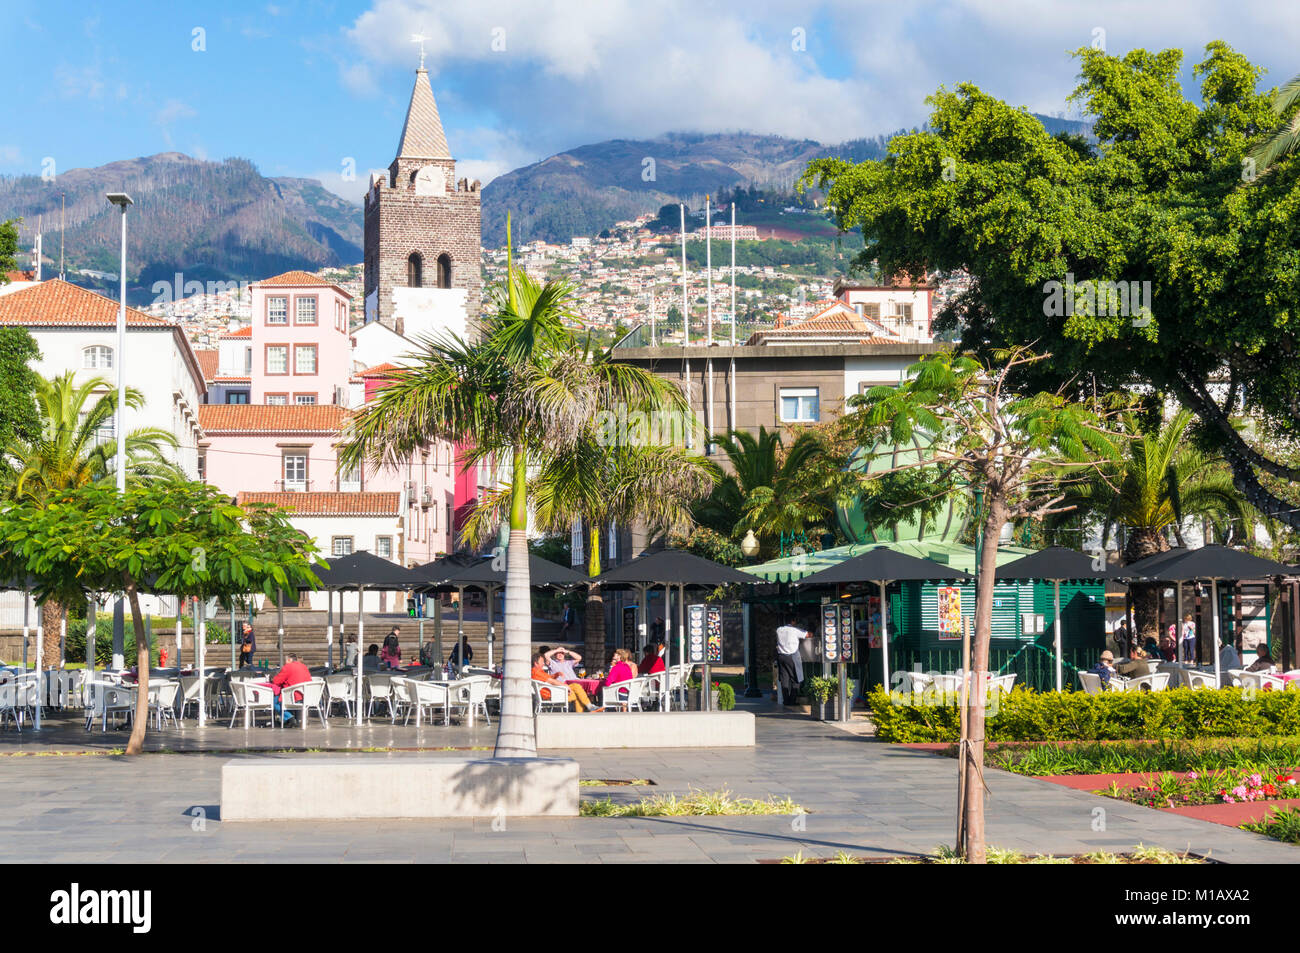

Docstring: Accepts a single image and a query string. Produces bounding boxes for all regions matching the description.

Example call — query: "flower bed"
[982,738,1300,777]
[1102,770,1300,809]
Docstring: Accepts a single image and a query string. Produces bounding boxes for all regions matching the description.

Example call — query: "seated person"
[270,653,311,724]
[1141,635,1161,657]
[600,649,638,704]
[361,644,382,673]
[1245,645,1277,674]
[1159,627,1177,662]
[531,652,597,712]
[544,646,581,680]
[1089,650,1117,687]
[1116,647,1150,678]
[638,640,666,676]
[1219,641,1243,672]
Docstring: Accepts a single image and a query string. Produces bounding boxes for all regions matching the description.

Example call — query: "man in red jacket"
[271,653,311,725]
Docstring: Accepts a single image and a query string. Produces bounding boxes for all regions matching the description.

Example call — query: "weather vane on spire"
[410,32,427,70]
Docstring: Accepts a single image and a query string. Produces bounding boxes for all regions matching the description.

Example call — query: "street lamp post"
[106,193,133,669]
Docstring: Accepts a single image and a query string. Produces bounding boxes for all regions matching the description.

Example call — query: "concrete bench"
[536,711,755,749]
[221,757,578,820]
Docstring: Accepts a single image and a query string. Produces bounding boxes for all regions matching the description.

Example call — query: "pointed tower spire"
[396,68,452,160]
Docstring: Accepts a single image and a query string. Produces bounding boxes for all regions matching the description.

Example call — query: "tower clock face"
[414,166,445,197]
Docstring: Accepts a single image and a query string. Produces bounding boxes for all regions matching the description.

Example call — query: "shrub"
[868,686,1300,743]
[63,615,229,667]
[717,682,736,711]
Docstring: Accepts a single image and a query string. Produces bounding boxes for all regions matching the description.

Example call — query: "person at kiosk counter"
[775,618,810,705]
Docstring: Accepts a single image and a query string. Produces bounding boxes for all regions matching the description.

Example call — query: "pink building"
[248,271,352,406]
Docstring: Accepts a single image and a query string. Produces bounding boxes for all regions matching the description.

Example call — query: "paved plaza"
[1,701,1298,863]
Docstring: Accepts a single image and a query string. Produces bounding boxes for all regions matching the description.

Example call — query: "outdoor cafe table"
[565,678,601,700]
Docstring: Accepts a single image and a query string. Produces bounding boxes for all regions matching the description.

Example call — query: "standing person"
[237,622,256,669]
[560,603,574,640]
[1179,614,1197,663]
[380,627,402,669]
[344,634,359,669]
[448,635,473,669]
[775,617,810,706]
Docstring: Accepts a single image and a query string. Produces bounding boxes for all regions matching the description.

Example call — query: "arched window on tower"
[437,254,451,289]
[407,253,423,288]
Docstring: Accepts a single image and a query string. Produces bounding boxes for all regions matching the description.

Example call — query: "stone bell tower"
[363,66,482,340]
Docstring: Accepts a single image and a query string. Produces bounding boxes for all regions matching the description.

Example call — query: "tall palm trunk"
[124,576,150,756]
[39,601,64,669]
[495,446,536,758]
[584,523,605,669]
[1125,527,1168,644]
[962,495,1006,865]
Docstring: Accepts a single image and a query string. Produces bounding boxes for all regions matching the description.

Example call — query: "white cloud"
[313,168,368,204]
[155,99,198,126]
[340,62,378,97]
[0,145,22,166]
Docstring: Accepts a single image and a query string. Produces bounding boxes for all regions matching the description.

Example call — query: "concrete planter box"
[536,710,755,748]
[221,757,579,820]
[686,688,720,711]
[810,697,837,721]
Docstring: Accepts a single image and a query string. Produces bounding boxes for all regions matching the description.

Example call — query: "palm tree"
[466,438,717,667]
[1054,408,1245,639]
[694,426,840,558]
[1248,74,1300,171]
[3,371,181,666]
[340,243,679,756]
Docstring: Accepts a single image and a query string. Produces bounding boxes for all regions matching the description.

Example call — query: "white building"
[0,278,206,478]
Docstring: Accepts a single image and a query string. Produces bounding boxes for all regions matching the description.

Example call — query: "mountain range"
[0,115,1091,302]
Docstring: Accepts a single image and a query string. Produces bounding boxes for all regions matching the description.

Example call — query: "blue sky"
[4,0,1300,203]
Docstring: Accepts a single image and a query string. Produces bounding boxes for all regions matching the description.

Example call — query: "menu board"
[705,606,723,663]
[937,586,963,640]
[687,604,707,663]
[622,606,638,653]
[821,604,854,663]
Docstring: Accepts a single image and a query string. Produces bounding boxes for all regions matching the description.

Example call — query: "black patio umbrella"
[593,550,756,708]
[1122,546,1297,685]
[303,551,425,725]
[427,555,589,668]
[995,547,1110,691]
[793,548,971,694]
[410,553,484,666]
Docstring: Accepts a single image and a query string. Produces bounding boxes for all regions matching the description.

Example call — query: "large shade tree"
[4,372,180,666]
[340,245,676,757]
[0,481,320,753]
[803,41,1300,533]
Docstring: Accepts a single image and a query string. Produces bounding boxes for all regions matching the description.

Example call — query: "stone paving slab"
[0,705,1298,862]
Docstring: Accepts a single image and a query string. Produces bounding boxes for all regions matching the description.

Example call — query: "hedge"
[867,686,1300,743]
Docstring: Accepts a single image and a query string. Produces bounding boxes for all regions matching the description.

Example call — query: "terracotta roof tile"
[220,326,252,339]
[198,403,350,434]
[0,278,172,328]
[255,271,352,298]
[194,349,219,381]
[237,491,400,516]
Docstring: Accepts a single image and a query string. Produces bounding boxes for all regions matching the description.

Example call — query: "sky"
[4,0,1300,204]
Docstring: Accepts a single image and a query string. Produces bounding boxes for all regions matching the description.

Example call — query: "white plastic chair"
[1237,671,1286,693]
[325,673,356,719]
[0,683,22,732]
[408,679,452,726]
[100,685,136,732]
[455,676,493,725]
[1077,671,1110,695]
[1226,668,1246,687]
[147,680,180,729]
[987,673,1017,694]
[602,675,646,712]
[533,679,569,713]
[280,678,327,729]
[228,680,275,728]
[1122,672,1170,692]
[365,673,395,718]
[1185,670,1220,689]
[389,676,413,724]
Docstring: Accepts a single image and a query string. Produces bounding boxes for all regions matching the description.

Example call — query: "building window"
[197,452,206,481]
[890,302,913,325]
[282,453,307,490]
[331,536,354,557]
[779,387,820,423]
[437,254,451,289]
[295,297,317,324]
[295,345,317,375]
[336,301,345,332]
[83,345,113,369]
[226,391,249,404]
[266,393,288,405]
[294,393,317,405]
[339,463,361,492]
[266,345,288,374]
[375,536,393,559]
[407,253,422,288]
[267,297,288,325]
[429,500,438,531]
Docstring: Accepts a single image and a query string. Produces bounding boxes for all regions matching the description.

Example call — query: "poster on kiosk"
[820,603,854,663]
[687,605,723,664]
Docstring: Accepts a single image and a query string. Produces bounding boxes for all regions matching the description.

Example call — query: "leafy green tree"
[0,481,320,753]
[0,328,40,485]
[850,346,1118,863]
[803,41,1300,530]
[0,219,19,278]
[341,229,673,756]
[4,372,181,666]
